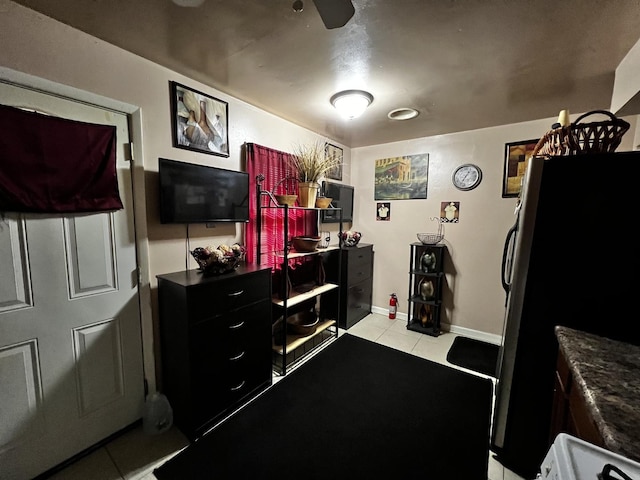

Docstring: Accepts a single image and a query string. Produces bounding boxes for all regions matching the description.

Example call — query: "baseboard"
[446,324,502,345]
[371,305,502,345]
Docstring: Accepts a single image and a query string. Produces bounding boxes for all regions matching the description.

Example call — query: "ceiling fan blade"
[312,0,355,29]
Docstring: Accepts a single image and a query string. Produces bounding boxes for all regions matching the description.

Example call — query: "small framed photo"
[503,139,538,197]
[440,201,460,223]
[170,81,229,157]
[376,202,391,221]
[325,143,343,181]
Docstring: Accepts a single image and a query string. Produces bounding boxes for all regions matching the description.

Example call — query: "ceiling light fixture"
[330,90,374,119]
[388,107,419,121]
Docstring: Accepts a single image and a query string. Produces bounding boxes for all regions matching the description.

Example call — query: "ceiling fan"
[172,0,355,30]
[296,0,355,29]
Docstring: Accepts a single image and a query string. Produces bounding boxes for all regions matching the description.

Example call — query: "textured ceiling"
[11,0,640,148]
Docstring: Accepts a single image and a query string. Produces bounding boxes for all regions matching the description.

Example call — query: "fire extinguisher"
[389,293,398,319]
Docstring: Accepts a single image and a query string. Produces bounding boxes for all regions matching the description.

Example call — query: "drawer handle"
[229,351,245,361]
[229,321,245,329]
[230,380,246,392]
[227,290,244,297]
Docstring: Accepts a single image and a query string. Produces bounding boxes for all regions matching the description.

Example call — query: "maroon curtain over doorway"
[0,104,123,213]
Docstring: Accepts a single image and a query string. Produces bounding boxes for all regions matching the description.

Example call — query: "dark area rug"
[154,333,493,480]
[447,336,500,377]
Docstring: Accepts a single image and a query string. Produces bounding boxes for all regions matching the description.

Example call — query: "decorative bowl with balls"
[190,243,246,275]
[339,230,362,247]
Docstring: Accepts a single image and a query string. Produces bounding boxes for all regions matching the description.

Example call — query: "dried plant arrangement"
[290,140,343,184]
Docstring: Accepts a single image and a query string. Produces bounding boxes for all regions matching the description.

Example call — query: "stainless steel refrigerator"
[491,151,640,479]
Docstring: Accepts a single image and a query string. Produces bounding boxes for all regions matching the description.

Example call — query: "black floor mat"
[155,334,494,479]
[447,336,499,377]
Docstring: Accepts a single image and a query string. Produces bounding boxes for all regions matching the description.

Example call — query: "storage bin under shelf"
[272,319,336,354]
[272,319,337,374]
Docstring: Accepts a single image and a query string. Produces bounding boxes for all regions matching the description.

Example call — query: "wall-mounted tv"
[158,158,249,224]
[320,181,354,223]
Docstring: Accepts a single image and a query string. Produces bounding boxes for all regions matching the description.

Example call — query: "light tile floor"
[45,313,527,480]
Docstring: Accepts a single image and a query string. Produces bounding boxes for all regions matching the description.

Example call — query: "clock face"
[452,164,482,191]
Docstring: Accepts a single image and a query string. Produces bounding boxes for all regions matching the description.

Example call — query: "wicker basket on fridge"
[532,110,630,157]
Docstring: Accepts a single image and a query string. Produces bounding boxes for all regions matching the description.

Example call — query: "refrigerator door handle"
[501,221,518,299]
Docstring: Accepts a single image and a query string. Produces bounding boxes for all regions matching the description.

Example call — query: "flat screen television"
[158,158,249,224]
[320,181,354,223]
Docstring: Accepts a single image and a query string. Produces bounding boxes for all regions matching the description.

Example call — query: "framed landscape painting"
[374,153,429,200]
[502,139,538,197]
[170,81,229,157]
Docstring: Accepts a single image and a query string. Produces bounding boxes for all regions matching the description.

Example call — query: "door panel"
[0,82,144,479]
[0,216,33,313]
[64,214,117,297]
[72,318,124,416]
[0,339,43,451]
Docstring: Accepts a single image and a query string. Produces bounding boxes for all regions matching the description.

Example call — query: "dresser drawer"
[344,277,373,329]
[345,246,373,284]
[346,260,372,285]
[189,300,272,433]
[187,270,271,323]
[191,301,271,362]
[224,348,272,405]
[345,244,373,265]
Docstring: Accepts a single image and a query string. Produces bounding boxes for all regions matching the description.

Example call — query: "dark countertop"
[554,326,640,463]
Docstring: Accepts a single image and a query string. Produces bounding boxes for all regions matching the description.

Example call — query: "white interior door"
[0,82,144,480]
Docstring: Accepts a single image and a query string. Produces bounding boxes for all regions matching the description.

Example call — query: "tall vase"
[298,182,320,208]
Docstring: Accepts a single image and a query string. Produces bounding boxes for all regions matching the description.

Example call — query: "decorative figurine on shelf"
[420,250,437,273]
[420,305,433,327]
[418,278,435,301]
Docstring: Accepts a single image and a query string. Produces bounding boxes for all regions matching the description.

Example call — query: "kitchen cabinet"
[406,243,446,337]
[551,326,640,465]
[549,346,605,448]
[256,184,341,375]
[321,243,374,329]
[156,265,273,440]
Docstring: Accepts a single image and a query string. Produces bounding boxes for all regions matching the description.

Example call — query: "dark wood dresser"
[322,243,374,329]
[156,264,272,440]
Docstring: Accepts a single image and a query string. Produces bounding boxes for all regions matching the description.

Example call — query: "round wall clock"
[452,164,482,191]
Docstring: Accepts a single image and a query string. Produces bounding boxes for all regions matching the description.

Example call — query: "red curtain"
[0,104,122,213]
[245,143,316,268]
